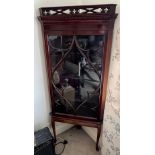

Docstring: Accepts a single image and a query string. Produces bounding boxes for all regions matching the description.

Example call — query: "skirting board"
[82,126,97,142]
[49,122,74,135]
[83,126,102,148]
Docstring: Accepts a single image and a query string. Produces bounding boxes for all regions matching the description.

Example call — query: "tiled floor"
[56,127,101,155]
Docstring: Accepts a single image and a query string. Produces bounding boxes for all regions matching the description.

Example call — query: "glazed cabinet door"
[47,35,106,119]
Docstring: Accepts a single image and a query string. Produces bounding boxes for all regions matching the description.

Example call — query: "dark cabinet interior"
[49,35,105,118]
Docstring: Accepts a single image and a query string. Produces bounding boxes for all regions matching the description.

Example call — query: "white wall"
[34,0,51,130]
[34,0,81,132]
[34,2,119,152]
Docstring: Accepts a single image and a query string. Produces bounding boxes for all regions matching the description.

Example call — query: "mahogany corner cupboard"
[38,4,117,151]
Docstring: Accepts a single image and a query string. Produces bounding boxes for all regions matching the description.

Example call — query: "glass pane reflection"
[48,35,105,118]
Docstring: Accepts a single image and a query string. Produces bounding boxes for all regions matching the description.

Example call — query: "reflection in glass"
[48,35,105,118]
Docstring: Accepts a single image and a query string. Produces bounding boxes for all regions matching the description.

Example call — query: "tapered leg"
[52,120,56,142]
[96,125,101,151]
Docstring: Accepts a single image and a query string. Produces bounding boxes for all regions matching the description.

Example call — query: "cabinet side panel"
[100,30,113,121]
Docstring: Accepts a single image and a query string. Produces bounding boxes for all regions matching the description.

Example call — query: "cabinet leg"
[52,120,56,142]
[96,125,101,151]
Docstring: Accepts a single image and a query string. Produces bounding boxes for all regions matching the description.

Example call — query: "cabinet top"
[39,4,117,21]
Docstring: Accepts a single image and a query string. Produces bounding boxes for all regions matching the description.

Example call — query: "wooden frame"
[38,4,117,151]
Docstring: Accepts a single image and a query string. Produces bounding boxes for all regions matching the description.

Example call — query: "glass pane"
[48,35,105,118]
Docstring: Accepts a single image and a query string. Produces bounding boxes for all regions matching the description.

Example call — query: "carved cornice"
[39,4,117,20]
